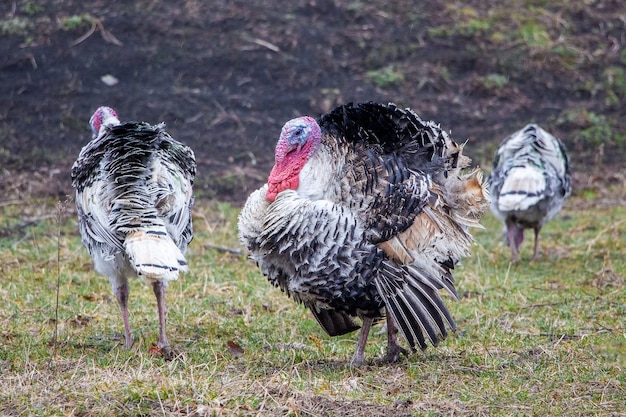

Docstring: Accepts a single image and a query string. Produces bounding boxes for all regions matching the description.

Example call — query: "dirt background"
[1,0,625,205]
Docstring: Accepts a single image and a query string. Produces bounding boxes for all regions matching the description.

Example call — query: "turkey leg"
[385,316,408,363]
[152,281,172,356]
[114,281,134,349]
[352,316,374,366]
[531,226,541,261]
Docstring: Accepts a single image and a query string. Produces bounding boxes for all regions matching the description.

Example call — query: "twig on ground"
[585,218,626,253]
[204,243,243,256]
[72,17,123,47]
[49,200,65,366]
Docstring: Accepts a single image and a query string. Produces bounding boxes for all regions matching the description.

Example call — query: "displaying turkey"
[71,106,196,357]
[488,124,571,262]
[238,102,489,365]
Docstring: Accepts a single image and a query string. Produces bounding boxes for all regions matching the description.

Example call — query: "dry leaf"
[226,340,245,357]
[308,334,324,351]
[149,344,163,356]
[68,315,93,327]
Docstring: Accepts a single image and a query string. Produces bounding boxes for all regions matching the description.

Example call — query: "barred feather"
[71,106,195,354]
[488,124,571,261]
[72,120,195,280]
[239,102,489,364]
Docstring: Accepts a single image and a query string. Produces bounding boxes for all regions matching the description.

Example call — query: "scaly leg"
[507,227,520,263]
[531,226,541,261]
[352,316,374,366]
[385,316,408,363]
[506,221,524,263]
[114,281,134,349]
[152,281,171,357]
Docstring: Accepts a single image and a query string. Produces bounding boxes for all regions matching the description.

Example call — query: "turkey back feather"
[319,103,461,244]
[72,121,195,283]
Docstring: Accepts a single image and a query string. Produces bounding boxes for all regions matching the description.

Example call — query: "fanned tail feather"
[124,230,188,281]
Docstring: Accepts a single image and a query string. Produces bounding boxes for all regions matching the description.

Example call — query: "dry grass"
[0,178,625,416]
[2,0,625,414]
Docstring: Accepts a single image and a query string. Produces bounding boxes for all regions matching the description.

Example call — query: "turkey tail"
[124,230,188,281]
[497,166,546,212]
[309,307,361,336]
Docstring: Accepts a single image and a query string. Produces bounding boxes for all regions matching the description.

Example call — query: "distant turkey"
[488,124,571,262]
[71,106,196,356]
[238,102,489,365]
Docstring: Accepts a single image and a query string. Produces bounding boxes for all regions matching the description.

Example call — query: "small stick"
[203,243,242,256]
[49,200,64,365]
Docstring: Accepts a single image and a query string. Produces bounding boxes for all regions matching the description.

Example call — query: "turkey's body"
[488,124,571,262]
[239,102,489,365]
[71,107,195,356]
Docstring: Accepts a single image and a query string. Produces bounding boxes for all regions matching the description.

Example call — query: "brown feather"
[378,211,441,264]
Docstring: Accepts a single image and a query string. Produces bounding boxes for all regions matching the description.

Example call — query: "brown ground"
[1,0,624,205]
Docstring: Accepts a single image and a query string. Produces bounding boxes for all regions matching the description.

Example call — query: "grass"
[58,14,95,31]
[0,17,33,36]
[366,65,405,88]
[0,188,624,416]
[554,108,626,147]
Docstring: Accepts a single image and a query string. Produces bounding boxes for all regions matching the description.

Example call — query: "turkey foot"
[351,316,374,367]
[384,317,408,363]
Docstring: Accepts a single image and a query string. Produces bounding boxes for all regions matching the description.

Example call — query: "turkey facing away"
[71,106,196,356]
[488,124,571,262]
[238,102,489,365]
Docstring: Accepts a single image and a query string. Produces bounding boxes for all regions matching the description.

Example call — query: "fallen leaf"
[68,315,93,327]
[308,334,324,351]
[226,340,244,358]
[82,293,108,302]
[228,308,244,316]
[149,344,163,356]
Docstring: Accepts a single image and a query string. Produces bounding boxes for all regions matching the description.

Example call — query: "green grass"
[366,65,405,88]
[58,14,95,31]
[0,17,33,36]
[0,191,624,416]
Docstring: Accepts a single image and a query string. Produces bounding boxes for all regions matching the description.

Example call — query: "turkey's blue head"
[89,106,120,138]
[266,116,321,202]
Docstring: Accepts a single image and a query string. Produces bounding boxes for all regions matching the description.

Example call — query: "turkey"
[71,106,196,357]
[488,124,571,262]
[238,102,489,365]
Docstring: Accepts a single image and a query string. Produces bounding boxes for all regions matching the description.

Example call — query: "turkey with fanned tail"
[488,124,571,262]
[238,102,489,365]
[71,106,196,357]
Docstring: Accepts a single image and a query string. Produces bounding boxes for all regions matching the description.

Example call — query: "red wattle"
[266,133,315,202]
[266,161,301,202]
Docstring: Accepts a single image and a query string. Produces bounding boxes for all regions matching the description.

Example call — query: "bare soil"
[1,0,624,205]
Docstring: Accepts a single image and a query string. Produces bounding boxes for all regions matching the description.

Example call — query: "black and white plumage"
[71,106,196,356]
[488,124,571,262]
[238,102,489,365]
